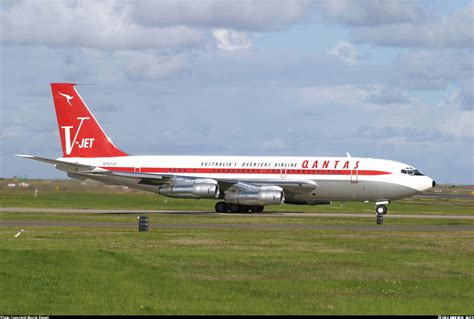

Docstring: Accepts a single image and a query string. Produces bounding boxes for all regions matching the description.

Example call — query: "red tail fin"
[51,83,127,158]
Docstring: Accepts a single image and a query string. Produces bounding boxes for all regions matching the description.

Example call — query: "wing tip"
[15,154,35,158]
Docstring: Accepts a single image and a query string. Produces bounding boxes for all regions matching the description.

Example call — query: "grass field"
[1,179,473,315]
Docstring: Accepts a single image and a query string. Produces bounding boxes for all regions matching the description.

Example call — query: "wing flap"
[93,170,170,185]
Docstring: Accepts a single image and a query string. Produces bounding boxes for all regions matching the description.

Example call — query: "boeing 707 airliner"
[18,83,436,214]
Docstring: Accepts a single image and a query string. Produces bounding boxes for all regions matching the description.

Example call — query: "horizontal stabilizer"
[15,154,96,172]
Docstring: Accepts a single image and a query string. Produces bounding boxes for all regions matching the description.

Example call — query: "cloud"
[457,81,474,111]
[394,51,473,90]
[313,1,473,49]
[123,52,190,80]
[128,0,312,31]
[93,103,121,113]
[327,41,359,65]
[316,0,427,26]
[259,138,288,151]
[355,113,472,146]
[296,85,375,107]
[2,0,473,53]
[365,87,410,105]
[212,29,254,51]
[0,0,204,50]
[439,85,474,112]
[356,125,450,142]
[351,2,474,48]
[295,84,472,141]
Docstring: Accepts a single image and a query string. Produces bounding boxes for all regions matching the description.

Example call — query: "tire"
[239,205,250,213]
[376,204,387,215]
[229,203,240,213]
[215,202,228,213]
[250,205,264,213]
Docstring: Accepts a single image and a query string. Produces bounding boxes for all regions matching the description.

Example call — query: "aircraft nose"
[416,176,436,192]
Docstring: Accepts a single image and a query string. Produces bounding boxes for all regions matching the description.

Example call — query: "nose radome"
[417,176,435,192]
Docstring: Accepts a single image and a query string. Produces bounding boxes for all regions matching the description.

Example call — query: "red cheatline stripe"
[100,167,391,176]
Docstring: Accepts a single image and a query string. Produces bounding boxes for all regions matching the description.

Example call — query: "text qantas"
[302,160,360,170]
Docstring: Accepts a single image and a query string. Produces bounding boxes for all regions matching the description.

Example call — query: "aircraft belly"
[288,179,418,201]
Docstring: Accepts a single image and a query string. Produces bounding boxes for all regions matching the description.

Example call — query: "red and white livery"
[18,83,436,214]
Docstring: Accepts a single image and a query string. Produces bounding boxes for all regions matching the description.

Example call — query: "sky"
[0,0,473,184]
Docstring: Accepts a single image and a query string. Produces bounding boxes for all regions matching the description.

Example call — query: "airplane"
[17,83,436,215]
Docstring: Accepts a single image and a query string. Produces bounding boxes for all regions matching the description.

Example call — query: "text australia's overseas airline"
[18,83,436,215]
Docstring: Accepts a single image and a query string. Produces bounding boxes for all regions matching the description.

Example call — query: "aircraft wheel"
[239,205,250,213]
[229,204,240,213]
[215,202,228,213]
[250,205,264,213]
[376,204,387,215]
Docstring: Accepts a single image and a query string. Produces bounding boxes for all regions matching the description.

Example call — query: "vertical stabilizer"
[51,83,127,158]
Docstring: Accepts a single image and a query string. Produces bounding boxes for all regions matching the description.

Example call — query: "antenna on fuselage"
[346,152,352,158]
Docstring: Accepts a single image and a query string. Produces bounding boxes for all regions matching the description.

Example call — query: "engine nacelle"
[158,182,219,199]
[225,190,285,206]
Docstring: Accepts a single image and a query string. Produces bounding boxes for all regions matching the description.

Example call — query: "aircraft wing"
[17,155,317,194]
[89,170,173,185]
[98,170,317,194]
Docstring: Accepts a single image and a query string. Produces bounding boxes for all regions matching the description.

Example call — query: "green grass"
[0,222,473,315]
[1,188,473,215]
[1,183,473,314]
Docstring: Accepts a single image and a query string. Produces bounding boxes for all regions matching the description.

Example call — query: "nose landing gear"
[375,201,389,225]
[376,205,386,225]
[376,204,387,215]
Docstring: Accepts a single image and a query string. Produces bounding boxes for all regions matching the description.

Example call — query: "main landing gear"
[215,202,264,213]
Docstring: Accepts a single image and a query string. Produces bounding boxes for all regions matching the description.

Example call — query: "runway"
[1,207,473,232]
[1,207,473,220]
[2,220,473,232]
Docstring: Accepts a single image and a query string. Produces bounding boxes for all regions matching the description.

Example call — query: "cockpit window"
[401,169,424,176]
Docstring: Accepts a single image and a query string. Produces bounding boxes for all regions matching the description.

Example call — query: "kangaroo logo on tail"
[58,92,74,105]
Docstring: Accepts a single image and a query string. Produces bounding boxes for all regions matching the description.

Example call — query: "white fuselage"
[59,155,435,202]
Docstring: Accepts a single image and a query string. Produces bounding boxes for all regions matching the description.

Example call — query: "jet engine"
[225,189,285,206]
[158,180,219,199]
